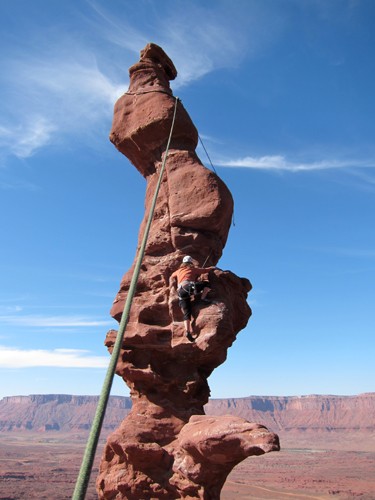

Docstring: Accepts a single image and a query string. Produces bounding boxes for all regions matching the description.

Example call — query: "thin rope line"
[198,134,217,175]
[198,134,235,227]
[72,96,179,500]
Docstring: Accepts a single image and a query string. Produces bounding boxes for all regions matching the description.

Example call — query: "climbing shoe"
[200,298,211,303]
[186,331,195,342]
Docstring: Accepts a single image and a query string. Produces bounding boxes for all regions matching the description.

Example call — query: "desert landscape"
[0,430,374,499]
[0,394,374,499]
[1,3,374,499]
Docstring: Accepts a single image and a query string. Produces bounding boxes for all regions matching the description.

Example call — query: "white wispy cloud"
[0,117,56,159]
[216,155,375,172]
[0,1,282,162]
[0,305,22,314]
[308,246,375,259]
[0,314,114,328]
[342,167,375,192]
[1,51,126,159]
[0,4,234,161]
[88,0,254,88]
[0,346,108,368]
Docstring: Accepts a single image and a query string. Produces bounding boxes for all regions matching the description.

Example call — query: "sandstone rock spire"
[97,43,279,499]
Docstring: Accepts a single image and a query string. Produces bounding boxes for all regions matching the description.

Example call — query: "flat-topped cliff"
[0,393,373,433]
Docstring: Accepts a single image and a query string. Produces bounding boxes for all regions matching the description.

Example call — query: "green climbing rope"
[72,96,179,500]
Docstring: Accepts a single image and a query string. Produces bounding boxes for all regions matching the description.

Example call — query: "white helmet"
[182,255,193,264]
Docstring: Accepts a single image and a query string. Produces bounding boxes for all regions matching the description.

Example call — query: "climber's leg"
[178,292,195,341]
[183,318,191,334]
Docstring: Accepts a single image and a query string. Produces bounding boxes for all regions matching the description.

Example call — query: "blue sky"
[0,0,374,400]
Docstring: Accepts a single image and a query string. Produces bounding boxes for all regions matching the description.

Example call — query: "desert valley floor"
[0,431,374,500]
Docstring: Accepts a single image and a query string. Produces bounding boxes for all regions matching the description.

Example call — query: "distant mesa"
[0,393,373,434]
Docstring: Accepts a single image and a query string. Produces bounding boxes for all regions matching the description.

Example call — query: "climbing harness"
[72,96,179,500]
[178,280,196,295]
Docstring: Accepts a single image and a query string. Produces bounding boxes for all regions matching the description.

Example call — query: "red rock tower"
[97,43,279,499]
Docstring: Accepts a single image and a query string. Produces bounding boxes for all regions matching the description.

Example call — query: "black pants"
[177,281,209,321]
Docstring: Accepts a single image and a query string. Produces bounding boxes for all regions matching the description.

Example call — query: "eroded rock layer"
[97,43,279,499]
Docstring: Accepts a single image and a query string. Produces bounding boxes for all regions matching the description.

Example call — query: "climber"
[171,255,215,342]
